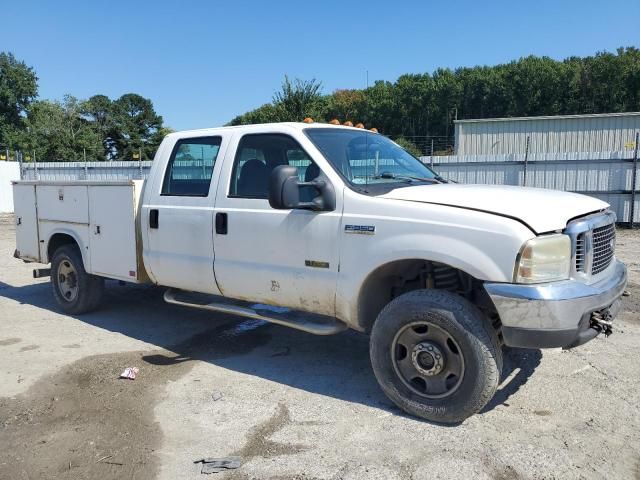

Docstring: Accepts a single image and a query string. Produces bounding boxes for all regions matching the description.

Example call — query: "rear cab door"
[141,132,230,294]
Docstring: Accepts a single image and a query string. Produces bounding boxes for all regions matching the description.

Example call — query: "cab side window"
[161,136,222,196]
[229,134,320,199]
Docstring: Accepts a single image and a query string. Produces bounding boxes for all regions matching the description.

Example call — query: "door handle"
[215,212,227,235]
[149,209,159,229]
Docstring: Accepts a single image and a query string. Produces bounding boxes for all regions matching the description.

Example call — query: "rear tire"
[51,244,104,314]
[370,289,502,424]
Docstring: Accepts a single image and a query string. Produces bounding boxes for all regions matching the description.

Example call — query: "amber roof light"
[303,117,314,123]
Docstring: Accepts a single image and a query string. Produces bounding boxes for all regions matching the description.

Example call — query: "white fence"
[13,151,640,223]
[0,162,20,212]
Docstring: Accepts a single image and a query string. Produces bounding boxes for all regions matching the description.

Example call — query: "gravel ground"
[1,213,639,480]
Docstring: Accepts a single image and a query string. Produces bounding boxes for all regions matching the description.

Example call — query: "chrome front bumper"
[484,260,627,348]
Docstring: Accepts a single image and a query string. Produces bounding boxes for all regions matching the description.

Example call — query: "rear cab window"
[161,136,222,196]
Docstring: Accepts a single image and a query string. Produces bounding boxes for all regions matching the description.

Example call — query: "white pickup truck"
[12,122,627,423]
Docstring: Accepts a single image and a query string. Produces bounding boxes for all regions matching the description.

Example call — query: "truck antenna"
[365,69,369,188]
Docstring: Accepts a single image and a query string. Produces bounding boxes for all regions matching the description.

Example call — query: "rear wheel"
[51,244,104,314]
[370,289,502,424]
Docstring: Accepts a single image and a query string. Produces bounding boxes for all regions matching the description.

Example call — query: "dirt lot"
[1,213,639,480]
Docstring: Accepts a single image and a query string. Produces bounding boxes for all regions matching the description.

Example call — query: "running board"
[164,289,347,336]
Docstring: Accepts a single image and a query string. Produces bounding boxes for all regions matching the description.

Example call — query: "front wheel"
[51,244,104,314]
[370,289,502,424]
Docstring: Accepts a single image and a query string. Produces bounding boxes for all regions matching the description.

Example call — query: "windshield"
[304,128,438,187]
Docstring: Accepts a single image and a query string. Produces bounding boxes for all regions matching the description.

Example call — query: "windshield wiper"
[375,172,444,183]
[433,174,450,183]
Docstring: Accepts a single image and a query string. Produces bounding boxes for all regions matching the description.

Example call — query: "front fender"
[336,233,513,328]
[335,194,534,328]
[368,233,509,281]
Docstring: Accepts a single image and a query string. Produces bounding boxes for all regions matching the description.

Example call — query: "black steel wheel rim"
[391,320,465,399]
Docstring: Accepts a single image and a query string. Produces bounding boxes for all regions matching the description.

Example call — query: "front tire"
[370,289,502,424]
[51,244,104,314]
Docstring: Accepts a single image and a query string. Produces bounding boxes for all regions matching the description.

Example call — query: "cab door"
[142,135,228,294]
[213,132,342,316]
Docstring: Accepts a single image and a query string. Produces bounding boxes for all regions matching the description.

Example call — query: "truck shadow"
[0,280,540,422]
[482,347,542,414]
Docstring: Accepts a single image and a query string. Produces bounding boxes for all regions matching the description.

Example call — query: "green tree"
[228,76,326,125]
[272,76,324,122]
[0,52,38,149]
[393,136,423,157]
[82,94,116,159]
[110,93,163,160]
[361,80,397,134]
[228,47,640,142]
[394,74,434,137]
[325,89,366,123]
[22,96,102,161]
[227,103,282,125]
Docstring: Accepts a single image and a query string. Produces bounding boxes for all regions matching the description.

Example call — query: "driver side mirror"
[268,165,335,211]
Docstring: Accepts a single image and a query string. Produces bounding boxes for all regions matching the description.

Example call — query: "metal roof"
[455,112,640,124]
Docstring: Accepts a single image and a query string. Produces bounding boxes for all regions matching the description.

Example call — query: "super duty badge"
[345,225,375,235]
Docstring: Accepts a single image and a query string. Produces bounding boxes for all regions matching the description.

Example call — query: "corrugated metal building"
[454,112,640,155]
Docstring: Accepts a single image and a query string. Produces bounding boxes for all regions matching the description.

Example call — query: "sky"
[2,0,639,131]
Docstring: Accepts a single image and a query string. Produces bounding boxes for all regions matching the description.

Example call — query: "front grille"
[591,223,615,274]
[575,233,586,272]
[568,212,616,278]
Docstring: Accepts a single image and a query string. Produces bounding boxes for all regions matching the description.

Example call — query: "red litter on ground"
[119,367,139,380]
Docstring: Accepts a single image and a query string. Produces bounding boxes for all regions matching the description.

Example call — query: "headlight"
[514,234,571,284]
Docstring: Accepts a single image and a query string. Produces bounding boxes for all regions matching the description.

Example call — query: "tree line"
[0,52,169,161]
[229,47,640,154]
[1,48,638,161]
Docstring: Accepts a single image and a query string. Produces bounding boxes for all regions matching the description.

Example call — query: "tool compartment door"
[88,185,139,281]
[36,185,89,223]
[12,184,40,262]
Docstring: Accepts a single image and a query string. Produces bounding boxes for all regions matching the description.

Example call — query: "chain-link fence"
[392,136,455,156]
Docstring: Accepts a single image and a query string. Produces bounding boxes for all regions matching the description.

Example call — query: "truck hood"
[379,184,609,233]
